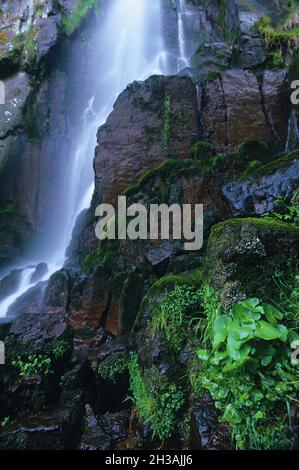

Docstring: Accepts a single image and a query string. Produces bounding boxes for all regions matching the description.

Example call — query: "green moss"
[189,141,214,160]
[256,15,299,55]
[151,269,203,292]
[238,139,271,165]
[82,241,120,274]
[0,204,19,217]
[61,0,101,35]
[98,353,128,383]
[123,159,195,197]
[241,149,299,180]
[203,70,221,81]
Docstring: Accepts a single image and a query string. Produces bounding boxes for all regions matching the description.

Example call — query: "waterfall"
[285,109,299,153]
[0,0,171,318]
[177,0,190,71]
[0,268,36,318]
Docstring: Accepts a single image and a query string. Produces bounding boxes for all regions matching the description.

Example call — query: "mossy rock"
[238,139,271,165]
[205,217,299,309]
[241,149,299,180]
[135,269,203,329]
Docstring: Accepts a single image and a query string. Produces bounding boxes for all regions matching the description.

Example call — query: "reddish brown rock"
[94,75,200,205]
[199,69,289,154]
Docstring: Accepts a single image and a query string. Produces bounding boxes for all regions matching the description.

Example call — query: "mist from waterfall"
[0,0,192,318]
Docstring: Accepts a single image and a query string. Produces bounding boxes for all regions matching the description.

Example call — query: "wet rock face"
[0,207,32,267]
[7,312,72,357]
[205,218,299,309]
[223,159,299,216]
[198,69,289,154]
[0,269,23,301]
[94,75,200,205]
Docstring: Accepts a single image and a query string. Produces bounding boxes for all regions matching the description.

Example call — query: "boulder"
[94,75,200,205]
[198,69,289,154]
[30,263,48,284]
[0,269,23,301]
[205,218,299,309]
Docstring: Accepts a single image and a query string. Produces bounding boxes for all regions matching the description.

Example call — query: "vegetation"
[0,417,10,428]
[262,194,299,227]
[98,353,128,383]
[12,355,53,378]
[256,15,299,55]
[62,0,101,35]
[129,355,185,440]
[195,294,299,449]
[151,285,202,354]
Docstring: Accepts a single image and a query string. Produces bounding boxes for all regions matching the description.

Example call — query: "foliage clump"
[128,355,184,440]
[195,294,299,449]
[98,353,128,383]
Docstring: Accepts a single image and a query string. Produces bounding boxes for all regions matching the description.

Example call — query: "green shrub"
[128,355,185,440]
[151,285,202,354]
[262,195,299,227]
[12,355,53,378]
[98,353,128,383]
[195,297,299,449]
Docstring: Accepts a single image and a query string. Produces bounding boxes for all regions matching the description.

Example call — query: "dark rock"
[0,404,84,450]
[190,395,231,450]
[0,269,23,301]
[79,406,130,450]
[94,75,200,206]
[198,69,289,153]
[43,269,70,315]
[30,263,48,284]
[205,218,299,309]
[6,312,73,359]
[223,158,299,216]
[6,282,47,319]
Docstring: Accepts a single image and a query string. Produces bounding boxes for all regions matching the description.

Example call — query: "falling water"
[285,109,299,153]
[0,0,173,318]
[177,0,189,70]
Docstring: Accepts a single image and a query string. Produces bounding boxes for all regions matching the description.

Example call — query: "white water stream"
[0,0,191,319]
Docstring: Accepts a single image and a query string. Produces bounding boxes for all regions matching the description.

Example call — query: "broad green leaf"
[254,321,281,341]
[241,298,264,313]
[223,404,242,426]
[263,303,283,325]
[213,315,231,349]
[231,302,261,322]
[277,324,288,342]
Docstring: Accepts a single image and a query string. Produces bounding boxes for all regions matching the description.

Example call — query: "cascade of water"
[285,109,299,153]
[0,0,171,317]
[177,0,189,70]
[0,268,36,318]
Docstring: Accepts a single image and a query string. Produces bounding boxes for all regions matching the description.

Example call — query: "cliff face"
[0,0,299,451]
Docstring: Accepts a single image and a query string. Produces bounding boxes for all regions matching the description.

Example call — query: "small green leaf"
[197,349,209,361]
[223,404,242,426]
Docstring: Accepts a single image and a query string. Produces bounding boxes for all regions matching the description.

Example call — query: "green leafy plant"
[262,195,299,226]
[98,353,128,383]
[12,355,53,378]
[128,355,184,440]
[0,417,10,428]
[196,298,299,449]
[151,285,202,354]
[52,340,69,359]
